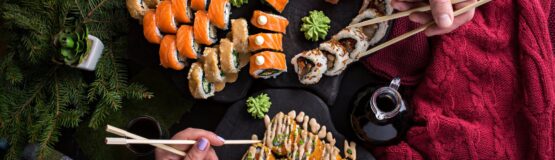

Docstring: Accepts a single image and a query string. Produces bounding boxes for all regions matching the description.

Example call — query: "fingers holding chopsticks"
[155,128,225,160]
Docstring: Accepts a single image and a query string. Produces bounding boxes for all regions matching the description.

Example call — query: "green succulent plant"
[53,6,89,65]
[246,93,272,119]
[300,10,331,42]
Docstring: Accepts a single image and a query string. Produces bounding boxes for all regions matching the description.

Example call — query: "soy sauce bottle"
[350,78,412,148]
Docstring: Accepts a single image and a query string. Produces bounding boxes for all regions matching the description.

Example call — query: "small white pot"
[76,35,104,71]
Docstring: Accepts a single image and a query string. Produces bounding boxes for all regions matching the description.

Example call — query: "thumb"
[184,137,210,160]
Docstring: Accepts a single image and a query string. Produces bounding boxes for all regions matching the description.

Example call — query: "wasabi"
[246,93,272,119]
[300,10,331,42]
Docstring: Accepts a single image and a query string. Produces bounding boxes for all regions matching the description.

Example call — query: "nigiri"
[251,10,289,34]
[156,1,178,33]
[160,35,187,70]
[249,51,287,79]
[172,0,193,23]
[248,33,283,52]
[176,25,202,59]
[143,10,163,44]
[207,0,231,30]
[193,11,218,45]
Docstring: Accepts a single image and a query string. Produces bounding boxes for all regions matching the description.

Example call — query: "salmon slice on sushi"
[219,39,240,74]
[332,27,369,60]
[208,0,231,30]
[172,0,193,23]
[194,11,218,45]
[202,47,226,82]
[188,62,215,99]
[248,33,283,53]
[143,10,163,44]
[250,10,289,34]
[156,1,178,33]
[230,19,250,68]
[291,49,328,85]
[177,25,203,59]
[319,40,350,76]
[249,51,287,79]
[262,0,289,13]
[191,0,209,11]
[160,35,187,70]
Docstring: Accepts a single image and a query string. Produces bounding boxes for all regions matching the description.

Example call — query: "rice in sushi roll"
[291,49,328,85]
[172,0,193,23]
[249,51,287,79]
[332,27,369,60]
[219,39,240,73]
[191,0,209,11]
[143,10,163,44]
[202,47,226,82]
[230,19,250,68]
[208,0,231,30]
[159,35,187,70]
[177,25,202,59]
[126,0,148,20]
[188,62,215,99]
[194,11,218,45]
[319,40,350,76]
[350,8,389,46]
[156,1,178,33]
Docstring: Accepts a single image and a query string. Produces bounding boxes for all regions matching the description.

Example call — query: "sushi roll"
[251,10,289,34]
[219,39,240,73]
[172,0,193,23]
[193,11,218,45]
[249,51,287,79]
[126,0,148,20]
[350,8,390,46]
[332,27,369,60]
[159,35,187,70]
[319,40,350,76]
[202,47,226,82]
[214,81,226,92]
[176,25,202,59]
[263,113,299,156]
[156,1,178,33]
[242,143,276,160]
[248,33,283,52]
[143,10,163,44]
[224,72,238,83]
[144,0,160,8]
[188,62,215,99]
[207,0,231,30]
[262,0,289,13]
[230,19,250,68]
[191,0,209,11]
[291,49,328,85]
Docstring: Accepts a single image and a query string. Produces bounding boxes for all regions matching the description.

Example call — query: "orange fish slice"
[143,10,163,44]
[191,0,208,11]
[156,1,178,33]
[251,10,289,34]
[207,0,230,30]
[160,35,186,70]
[176,25,199,59]
[172,0,192,23]
[263,0,288,13]
[248,33,283,52]
[193,11,217,45]
[249,51,287,78]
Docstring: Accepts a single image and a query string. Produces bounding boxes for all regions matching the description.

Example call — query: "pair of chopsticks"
[105,125,260,157]
[348,0,492,57]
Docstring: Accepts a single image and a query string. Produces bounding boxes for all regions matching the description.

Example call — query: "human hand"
[155,128,225,160]
[391,0,477,36]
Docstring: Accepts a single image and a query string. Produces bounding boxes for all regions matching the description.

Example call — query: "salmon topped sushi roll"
[207,0,231,30]
[262,0,289,13]
[188,62,215,99]
[156,1,178,33]
[160,35,187,70]
[172,0,193,23]
[249,51,287,79]
[194,11,218,45]
[177,25,202,59]
[251,10,289,34]
[143,10,163,44]
[248,33,283,52]
[191,0,209,11]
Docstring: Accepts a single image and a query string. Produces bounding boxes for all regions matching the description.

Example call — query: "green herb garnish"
[300,10,331,42]
[246,93,272,119]
[231,0,248,7]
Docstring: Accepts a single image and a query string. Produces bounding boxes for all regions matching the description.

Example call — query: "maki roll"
[143,10,163,44]
[249,51,287,79]
[291,49,328,85]
[156,1,178,33]
[219,39,240,73]
[176,25,202,59]
[208,0,231,30]
[202,47,226,82]
[126,0,148,20]
[159,35,187,70]
[230,19,250,68]
[251,10,289,34]
[188,62,215,99]
[248,33,283,52]
[242,143,276,160]
[350,8,389,46]
[193,11,218,45]
[332,28,369,60]
[191,0,209,11]
[264,113,299,156]
[319,40,350,76]
[144,0,160,8]
[262,0,289,13]
[172,0,193,23]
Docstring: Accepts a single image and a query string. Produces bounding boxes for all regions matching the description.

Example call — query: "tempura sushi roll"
[159,35,187,70]
[214,81,226,92]
[289,132,325,159]
[242,143,276,160]
[188,62,215,99]
[202,47,226,82]
[172,0,193,23]
[191,0,209,11]
[219,39,240,73]
[263,113,299,156]
[262,0,289,13]
[156,1,178,33]
[319,40,350,76]
[144,0,160,8]
[193,11,218,45]
[249,51,287,79]
[230,19,250,68]
[177,25,202,59]
[143,10,163,44]
[291,49,327,85]
[208,0,231,30]
[224,72,238,83]
[251,10,289,34]
[350,8,389,46]
[248,33,283,52]
[126,0,148,20]
[332,27,369,60]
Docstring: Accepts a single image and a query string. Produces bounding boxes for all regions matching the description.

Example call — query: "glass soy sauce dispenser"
[350,77,412,148]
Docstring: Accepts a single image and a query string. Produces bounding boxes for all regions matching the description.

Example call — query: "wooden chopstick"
[106,137,261,145]
[348,0,467,28]
[360,0,491,57]
[106,125,187,156]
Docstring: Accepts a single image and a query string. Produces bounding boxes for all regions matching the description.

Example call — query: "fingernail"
[217,136,225,142]
[197,138,208,151]
[438,14,452,28]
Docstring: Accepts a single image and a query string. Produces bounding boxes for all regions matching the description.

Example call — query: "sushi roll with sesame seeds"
[319,40,350,76]
[291,49,328,85]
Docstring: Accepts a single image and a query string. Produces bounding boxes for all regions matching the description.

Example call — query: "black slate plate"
[214,89,374,159]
